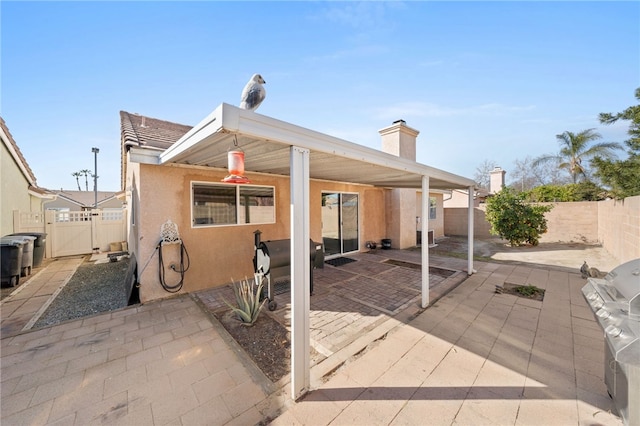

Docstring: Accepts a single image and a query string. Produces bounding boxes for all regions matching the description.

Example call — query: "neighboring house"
[443,166,505,208]
[443,188,490,208]
[0,116,53,236]
[43,190,125,211]
[120,106,477,304]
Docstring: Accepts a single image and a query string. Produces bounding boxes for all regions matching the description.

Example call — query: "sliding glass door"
[321,192,359,257]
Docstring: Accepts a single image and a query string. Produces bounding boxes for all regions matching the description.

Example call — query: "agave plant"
[224,273,266,326]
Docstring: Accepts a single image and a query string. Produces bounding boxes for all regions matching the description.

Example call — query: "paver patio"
[0,248,623,425]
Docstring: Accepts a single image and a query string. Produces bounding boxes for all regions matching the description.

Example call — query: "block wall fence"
[444,195,640,264]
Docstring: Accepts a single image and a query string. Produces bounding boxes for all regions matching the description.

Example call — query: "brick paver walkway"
[272,260,623,426]
[1,248,624,425]
[1,295,279,424]
[1,257,84,338]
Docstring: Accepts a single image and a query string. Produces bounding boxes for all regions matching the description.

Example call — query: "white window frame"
[429,196,437,220]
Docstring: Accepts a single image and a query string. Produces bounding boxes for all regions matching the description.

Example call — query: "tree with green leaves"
[80,169,92,191]
[533,129,622,184]
[71,171,82,191]
[592,88,640,199]
[485,186,553,247]
[524,182,607,202]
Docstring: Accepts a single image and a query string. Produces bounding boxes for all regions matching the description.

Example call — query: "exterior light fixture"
[222,136,250,184]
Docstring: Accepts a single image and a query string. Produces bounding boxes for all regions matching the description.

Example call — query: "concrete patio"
[0,247,623,425]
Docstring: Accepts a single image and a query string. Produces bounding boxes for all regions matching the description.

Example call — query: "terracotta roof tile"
[0,115,37,184]
[120,111,192,150]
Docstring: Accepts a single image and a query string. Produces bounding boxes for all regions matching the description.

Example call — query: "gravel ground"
[32,257,132,329]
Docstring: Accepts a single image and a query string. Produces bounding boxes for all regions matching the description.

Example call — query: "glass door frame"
[321,191,360,259]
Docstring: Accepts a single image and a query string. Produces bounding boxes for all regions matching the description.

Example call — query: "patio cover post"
[421,175,430,308]
[290,145,311,399]
[467,186,474,275]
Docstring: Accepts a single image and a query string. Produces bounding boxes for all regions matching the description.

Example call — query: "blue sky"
[2,1,638,191]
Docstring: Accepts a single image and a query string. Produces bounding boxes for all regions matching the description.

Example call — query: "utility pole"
[92,147,99,208]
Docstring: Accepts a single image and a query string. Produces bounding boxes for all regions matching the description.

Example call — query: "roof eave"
[159,103,476,190]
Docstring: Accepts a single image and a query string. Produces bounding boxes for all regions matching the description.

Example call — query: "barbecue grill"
[253,230,324,311]
[581,258,640,425]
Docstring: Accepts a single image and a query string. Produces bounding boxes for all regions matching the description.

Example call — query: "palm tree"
[533,129,623,183]
[71,172,82,191]
[80,169,92,191]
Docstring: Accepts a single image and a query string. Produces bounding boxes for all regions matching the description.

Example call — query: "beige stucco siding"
[1,142,37,236]
[133,164,387,302]
[416,192,444,239]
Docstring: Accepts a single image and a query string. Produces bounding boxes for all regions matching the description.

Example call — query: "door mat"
[325,257,357,267]
[383,259,457,278]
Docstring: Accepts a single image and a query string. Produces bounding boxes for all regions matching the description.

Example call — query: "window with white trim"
[192,183,275,227]
[429,197,437,220]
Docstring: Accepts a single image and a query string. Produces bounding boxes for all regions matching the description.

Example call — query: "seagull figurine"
[239,73,266,111]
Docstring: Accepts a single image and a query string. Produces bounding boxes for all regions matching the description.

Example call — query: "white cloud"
[372,101,536,120]
[306,44,389,63]
[319,1,405,30]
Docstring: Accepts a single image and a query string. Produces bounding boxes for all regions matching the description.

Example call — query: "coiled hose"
[157,241,190,293]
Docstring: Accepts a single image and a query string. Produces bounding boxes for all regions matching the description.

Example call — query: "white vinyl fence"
[13,209,127,258]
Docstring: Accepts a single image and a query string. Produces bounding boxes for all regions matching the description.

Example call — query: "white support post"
[467,186,474,275]
[290,146,311,400]
[421,175,430,308]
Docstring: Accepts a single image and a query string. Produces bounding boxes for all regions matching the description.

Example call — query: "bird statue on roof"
[239,73,266,111]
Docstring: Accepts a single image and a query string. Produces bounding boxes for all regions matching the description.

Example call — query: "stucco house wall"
[443,189,479,208]
[1,141,33,235]
[1,117,49,236]
[416,191,444,238]
[131,162,388,302]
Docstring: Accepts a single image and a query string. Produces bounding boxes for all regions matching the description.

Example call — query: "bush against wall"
[486,187,553,246]
[524,182,607,202]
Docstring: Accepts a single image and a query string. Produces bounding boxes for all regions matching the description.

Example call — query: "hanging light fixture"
[222,135,250,184]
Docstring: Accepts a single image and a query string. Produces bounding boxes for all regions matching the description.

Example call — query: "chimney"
[490,166,506,194]
[379,119,419,161]
[379,120,420,249]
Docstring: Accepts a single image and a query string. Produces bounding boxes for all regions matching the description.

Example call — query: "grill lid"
[602,258,640,317]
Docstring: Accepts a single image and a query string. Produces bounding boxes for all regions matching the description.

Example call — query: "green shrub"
[525,184,576,202]
[224,273,266,326]
[486,187,553,246]
[525,182,607,202]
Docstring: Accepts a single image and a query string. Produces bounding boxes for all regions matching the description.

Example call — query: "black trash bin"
[10,232,46,267]
[1,238,24,287]
[3,235,35,276]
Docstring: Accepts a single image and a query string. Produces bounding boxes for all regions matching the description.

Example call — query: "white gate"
[14,209,126,258]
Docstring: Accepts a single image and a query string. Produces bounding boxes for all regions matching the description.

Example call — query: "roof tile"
[0,116,38,184]
[120,111,192,150]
